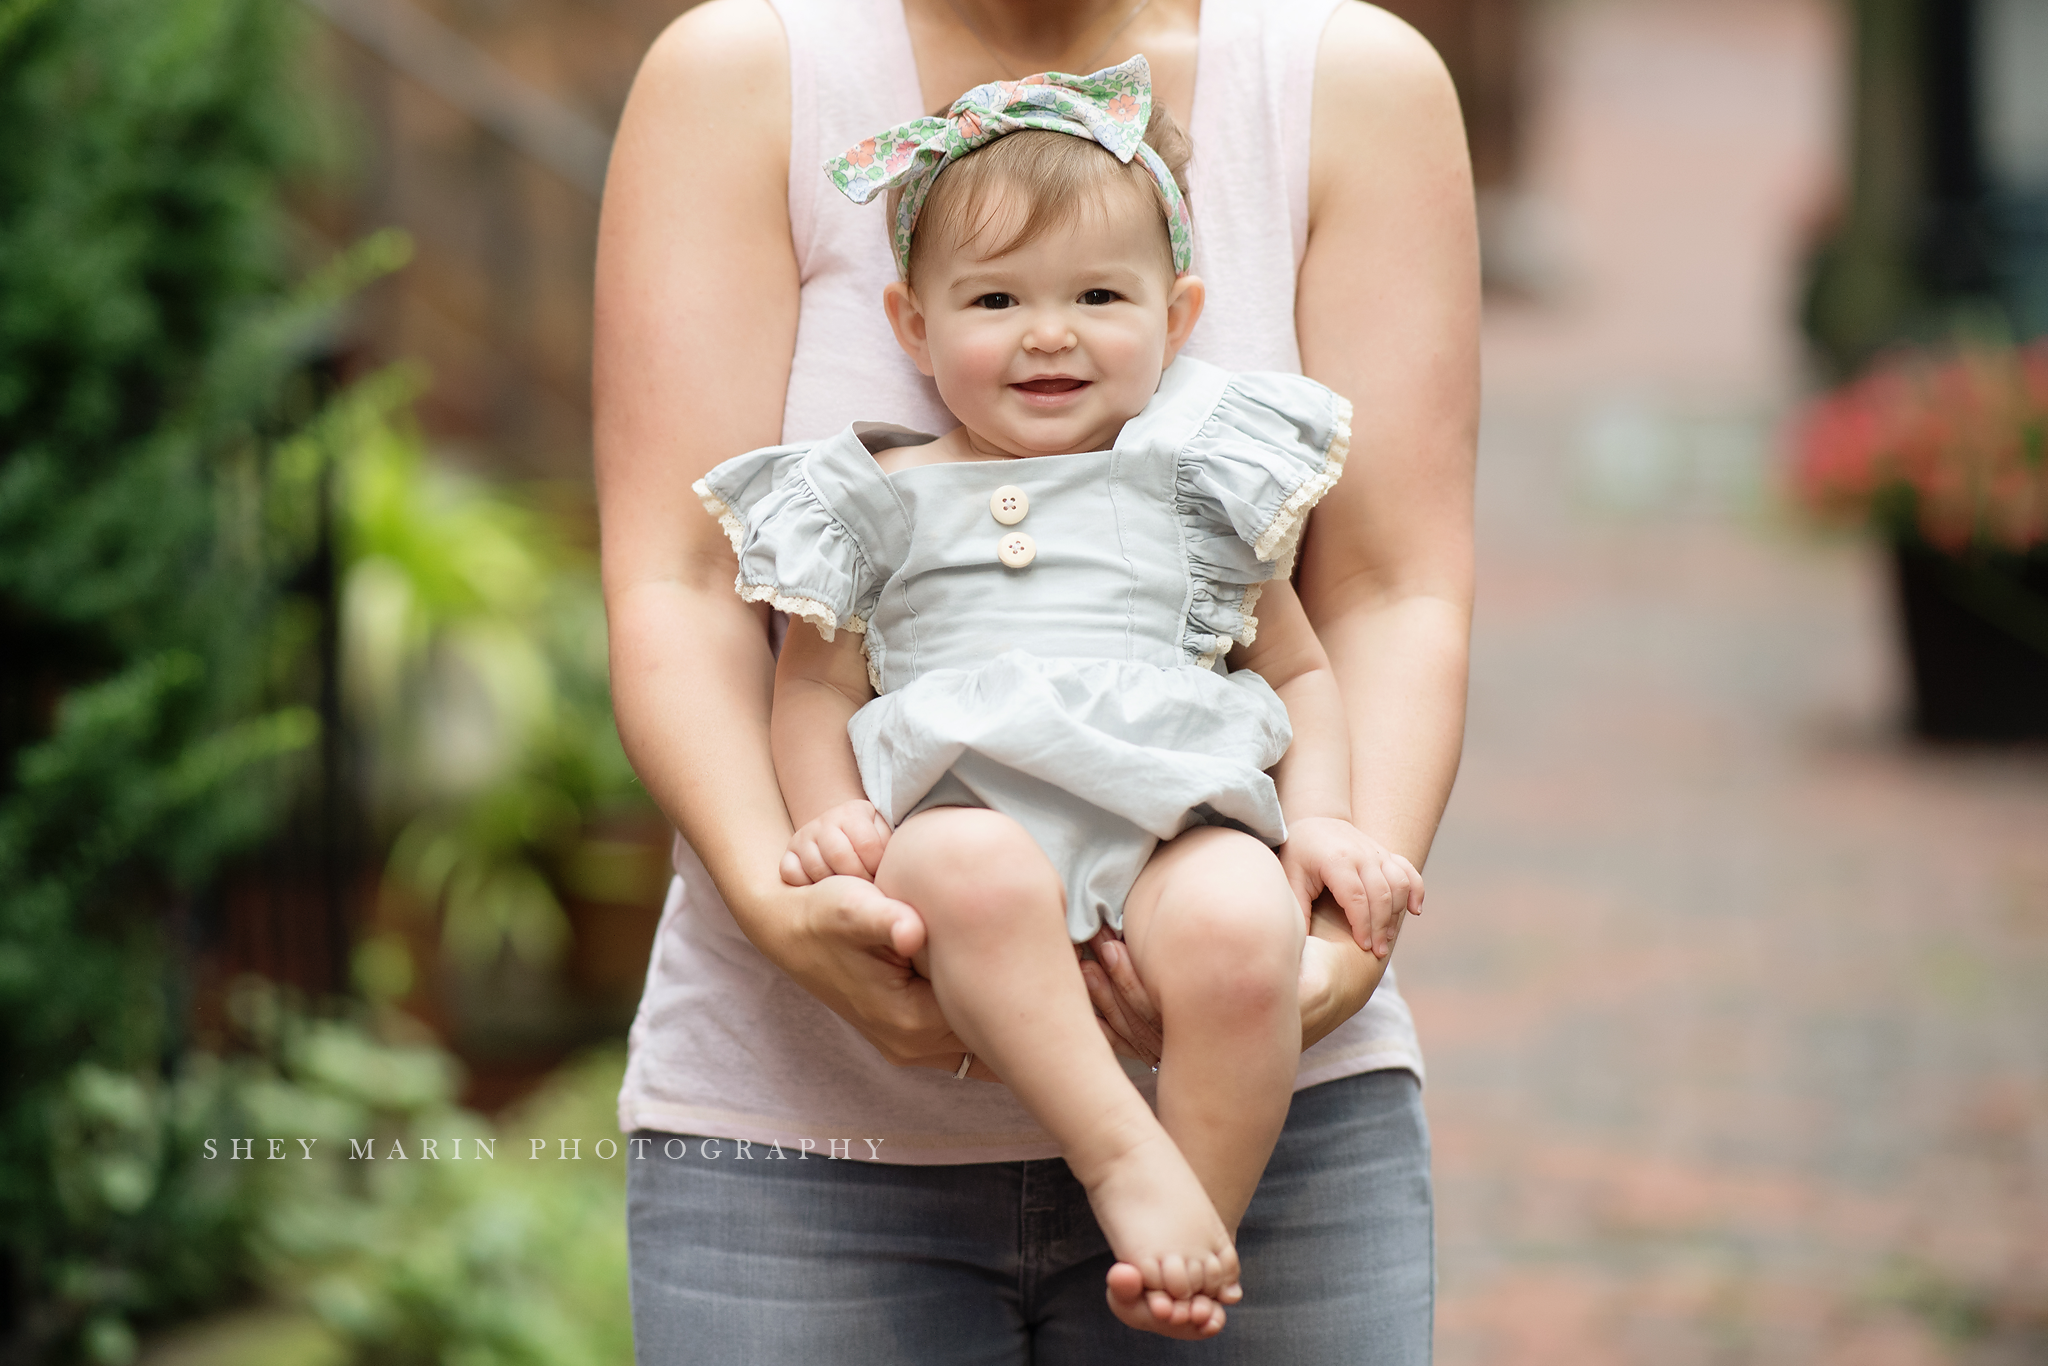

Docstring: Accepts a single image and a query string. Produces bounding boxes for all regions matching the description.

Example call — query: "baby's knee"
[1167,867,1302,1012]
[880,808,1060,928]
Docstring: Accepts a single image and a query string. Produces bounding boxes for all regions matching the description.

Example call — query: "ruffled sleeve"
[1175,372,1352,667]
[693,440,881,642]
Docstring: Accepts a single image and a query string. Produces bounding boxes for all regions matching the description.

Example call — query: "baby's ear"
[1162,274,1206,362]
[882,280,937,377]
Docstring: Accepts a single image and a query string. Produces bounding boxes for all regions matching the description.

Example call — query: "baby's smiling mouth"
[1012,376,1089,395]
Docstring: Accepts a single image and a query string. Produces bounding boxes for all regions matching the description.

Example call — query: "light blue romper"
[697,357,1351,941]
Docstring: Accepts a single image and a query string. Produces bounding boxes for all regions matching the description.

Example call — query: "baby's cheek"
[931,330,1013,408]
[1095,329,1168,408]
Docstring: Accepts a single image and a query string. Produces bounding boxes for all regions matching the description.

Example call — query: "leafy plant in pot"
[1790,342,2048,739]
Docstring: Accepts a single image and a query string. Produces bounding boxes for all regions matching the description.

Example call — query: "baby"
[696,57,1417,1338]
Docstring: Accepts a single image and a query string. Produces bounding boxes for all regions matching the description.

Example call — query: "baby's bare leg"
[1121,826,1305,1234]
[879,808,1238,1333]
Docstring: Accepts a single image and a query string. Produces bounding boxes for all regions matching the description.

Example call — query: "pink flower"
[847,140,876,169]
[1107,93,1139,122]
[1786,340,2048,550]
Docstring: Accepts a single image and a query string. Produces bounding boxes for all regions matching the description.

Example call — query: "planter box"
[1893,543,2048,740]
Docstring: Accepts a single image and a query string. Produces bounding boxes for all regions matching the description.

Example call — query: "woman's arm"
[594,0,968,1070]
[596,0,792,901]
[1297,4,1477,864]
[1293,5,1479,1036]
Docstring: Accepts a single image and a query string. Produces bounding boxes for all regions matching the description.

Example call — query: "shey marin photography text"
[201,1135,893,1161]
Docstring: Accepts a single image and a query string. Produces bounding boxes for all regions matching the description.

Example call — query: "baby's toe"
[1160,1253,1193,1300]
[1105,1261,1144,1304]
[1132,1255,1163,1294]
[1220,1280,1244,1305]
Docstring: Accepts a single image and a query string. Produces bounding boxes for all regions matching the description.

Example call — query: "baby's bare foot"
[1081,1131,1241,1334]
[1105,1263,1231,1338]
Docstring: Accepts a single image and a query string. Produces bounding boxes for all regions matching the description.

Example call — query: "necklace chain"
[943,0,1154,82]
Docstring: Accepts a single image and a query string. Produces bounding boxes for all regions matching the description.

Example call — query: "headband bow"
[824,54,1194,279]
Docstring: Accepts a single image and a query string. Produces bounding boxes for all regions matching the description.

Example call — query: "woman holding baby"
[595,0,1476,1359]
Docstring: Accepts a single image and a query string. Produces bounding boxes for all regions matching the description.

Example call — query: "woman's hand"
[754,873,1004,1081]
[1278,815,1424,960]
[1080,928,1163,1067]
[781,800,892,886]
[1297,893,1391,1050]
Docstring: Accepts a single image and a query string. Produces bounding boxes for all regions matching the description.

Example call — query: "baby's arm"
[772,625,891,885]
[1235,579,1423,957]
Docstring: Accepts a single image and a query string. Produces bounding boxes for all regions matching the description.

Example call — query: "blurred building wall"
[1483,0,1844,413]
[313,0,682,477]
[1805,0,2048,370]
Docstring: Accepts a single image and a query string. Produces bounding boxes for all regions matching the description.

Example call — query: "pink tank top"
[619,0,1423,1161]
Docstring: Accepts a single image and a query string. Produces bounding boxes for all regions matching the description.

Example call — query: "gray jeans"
[626,1069,1433,1364]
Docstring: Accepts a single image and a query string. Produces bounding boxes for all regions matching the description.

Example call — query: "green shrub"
[1,2,646,1358]
[0,0,382,1356]
[251,1034,634,1366]
[220,988,634,1366]
[75,985,634,1366]
[337,418,645,985]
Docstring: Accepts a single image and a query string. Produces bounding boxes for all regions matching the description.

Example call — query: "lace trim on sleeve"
[697,476,871,643]
[693,479,747,556]
[734,582,867,642]
[1249,399,1352,572]
[1179,385,1353,669]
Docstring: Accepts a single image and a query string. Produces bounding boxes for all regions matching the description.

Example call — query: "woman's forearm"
[611,571,957,1064]
[608,574,792,920]
[1316,593,1470,869]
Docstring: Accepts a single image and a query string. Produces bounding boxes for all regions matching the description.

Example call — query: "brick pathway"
[1405,2,2048,1361]
[1410,405,2048,1363]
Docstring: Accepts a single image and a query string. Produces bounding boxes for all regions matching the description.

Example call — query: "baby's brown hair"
[891,102,1193,284]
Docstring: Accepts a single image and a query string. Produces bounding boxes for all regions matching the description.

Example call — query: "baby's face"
[899,188,1198,458]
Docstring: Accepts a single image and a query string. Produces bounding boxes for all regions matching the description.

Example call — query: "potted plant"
[1790,342,2048,739]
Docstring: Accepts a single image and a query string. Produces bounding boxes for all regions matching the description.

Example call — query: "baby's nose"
[1023,316,1076,352]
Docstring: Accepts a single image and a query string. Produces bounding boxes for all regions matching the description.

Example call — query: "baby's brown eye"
[1080,289,1120,305]
[974,293,1016,309]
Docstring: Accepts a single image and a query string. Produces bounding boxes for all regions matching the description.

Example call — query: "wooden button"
[997,532,1036,568]
[989,485,1029,525]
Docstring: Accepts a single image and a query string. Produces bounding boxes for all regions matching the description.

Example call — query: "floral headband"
[823,54,1195,279]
